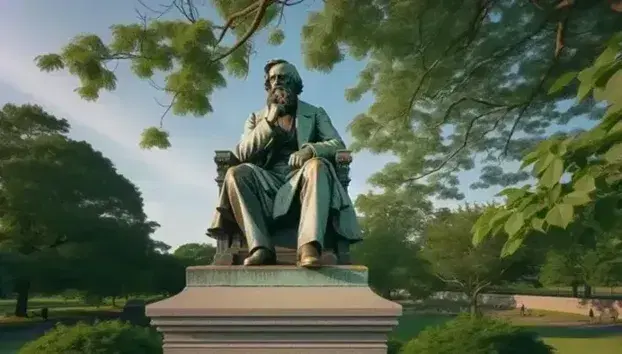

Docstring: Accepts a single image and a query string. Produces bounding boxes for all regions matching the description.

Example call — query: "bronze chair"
[207,149,354,266]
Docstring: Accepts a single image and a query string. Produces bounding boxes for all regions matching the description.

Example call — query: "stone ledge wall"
[432,291,622,316]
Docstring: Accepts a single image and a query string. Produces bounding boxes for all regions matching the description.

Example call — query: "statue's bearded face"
[267,63,298,115]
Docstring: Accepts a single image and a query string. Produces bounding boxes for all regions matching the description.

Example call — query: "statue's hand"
[288,147,314,168]
[266,103,286,125]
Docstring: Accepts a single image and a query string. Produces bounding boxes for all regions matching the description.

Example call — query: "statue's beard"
[267,86,298,116]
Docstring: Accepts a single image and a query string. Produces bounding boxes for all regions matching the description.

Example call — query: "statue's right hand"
[266,104,284,124]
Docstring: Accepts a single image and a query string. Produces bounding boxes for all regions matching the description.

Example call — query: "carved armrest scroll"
[214,150,240,190]
[335,150,353,190]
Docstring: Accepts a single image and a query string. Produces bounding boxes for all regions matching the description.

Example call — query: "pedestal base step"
[146,266,402,354]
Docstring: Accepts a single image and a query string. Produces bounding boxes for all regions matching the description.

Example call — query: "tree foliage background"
[0,103,166,316]
[351,190,438,299]
[35,0,622,201]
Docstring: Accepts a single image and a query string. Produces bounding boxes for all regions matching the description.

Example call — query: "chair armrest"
[335,150,352,189]
[214,150,240,190]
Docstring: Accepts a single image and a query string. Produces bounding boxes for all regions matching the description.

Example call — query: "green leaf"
[594,45,619,67]
[517,194,537,210]
[604,71,622,106]
[75,86,99,101]
[605,172,622,185]
[522,203,543,219]
[472,209,496,246]
[496,188,527,205]
[606,32,622,48]
[562,191,592,206]
[594,61,622,88]
[504,212,524,237]
[489,209,512,229]
[539,158,564,188]
[531,218,545,233]
[139,127,171,149]
[532,153,555,176]
[520,149,541,169]
[501,236,524,258]
[267,28,285,46]
[34,54,65,72]
[604,143,622,163]
[576,67,597,102]
[548,183,562,203]
[548,71,577,94]
[224,42,251,78]
[545,204,574,229]
[573,175,596,193]
[602,104,622,131]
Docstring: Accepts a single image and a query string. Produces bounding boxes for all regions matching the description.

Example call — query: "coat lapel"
[295,100,314,149]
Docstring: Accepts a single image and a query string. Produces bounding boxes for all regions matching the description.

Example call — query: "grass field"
[1,299,621,353]
[0,296,128,315]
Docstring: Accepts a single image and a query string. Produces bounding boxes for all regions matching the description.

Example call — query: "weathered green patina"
[186,266,369,287]
[207,59,362,267]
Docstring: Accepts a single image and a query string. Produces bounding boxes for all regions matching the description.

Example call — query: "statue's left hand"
[288,147,314,168]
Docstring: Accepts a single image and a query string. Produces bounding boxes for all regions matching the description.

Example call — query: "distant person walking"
[520,304,526,316]
[589,308,595,323]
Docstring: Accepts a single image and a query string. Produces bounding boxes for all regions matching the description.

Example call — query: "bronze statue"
[208,59,362,268]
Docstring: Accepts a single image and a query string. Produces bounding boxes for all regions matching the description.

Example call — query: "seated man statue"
[208,59,362,268]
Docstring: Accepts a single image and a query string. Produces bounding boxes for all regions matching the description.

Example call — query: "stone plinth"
[146,266,402,354]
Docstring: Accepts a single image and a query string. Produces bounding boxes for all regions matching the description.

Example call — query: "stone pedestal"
[146,266,402,354]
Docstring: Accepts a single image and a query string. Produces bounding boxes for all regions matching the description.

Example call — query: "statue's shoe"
[298,243,321,268]
[243,248,276,266]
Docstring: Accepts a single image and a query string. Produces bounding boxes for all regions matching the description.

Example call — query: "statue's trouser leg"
[224,164,280,253]
[297,158,332,251]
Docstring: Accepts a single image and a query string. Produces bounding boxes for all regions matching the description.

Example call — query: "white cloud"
[0,50,214,193]
[0,42,219,249]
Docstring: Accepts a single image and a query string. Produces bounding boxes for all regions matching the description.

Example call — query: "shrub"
[19,320,162,354]
[401,314,553,354]
[387,338,404,354]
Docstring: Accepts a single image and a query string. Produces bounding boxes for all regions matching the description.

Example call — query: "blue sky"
[0,0,506,250]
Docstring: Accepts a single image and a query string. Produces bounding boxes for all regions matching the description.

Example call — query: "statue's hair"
[263,59,304,95]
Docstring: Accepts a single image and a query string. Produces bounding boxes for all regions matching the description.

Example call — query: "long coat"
[209,100,362,244]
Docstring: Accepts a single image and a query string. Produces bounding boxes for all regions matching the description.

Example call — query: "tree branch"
[407,105,515,182]
[436,273,466,288]
[473,280,492,296]
[501,10,569,155]
[212,0,274,62]
[381,0,497,132]
[174,0,199,22]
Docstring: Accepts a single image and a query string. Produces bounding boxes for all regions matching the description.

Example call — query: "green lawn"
[0,296,127,315]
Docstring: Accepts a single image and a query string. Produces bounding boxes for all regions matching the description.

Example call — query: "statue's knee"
[302,158,328,179]
[225,163,254,183]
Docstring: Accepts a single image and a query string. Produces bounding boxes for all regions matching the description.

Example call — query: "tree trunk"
[14,277,30,317]
[584,284,592,298]
[468,292,480,317]
[111,296,116,307]
[571,283,579,297]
